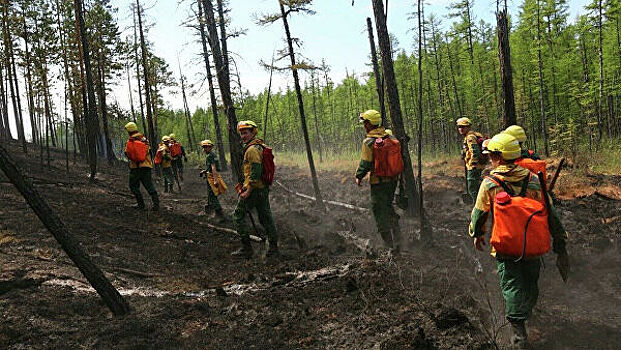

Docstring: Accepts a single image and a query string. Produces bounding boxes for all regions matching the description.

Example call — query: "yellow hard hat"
[485,133,521,160]
[162,136,171,142]
[385,129,393,136]
[237,120,258,132]
[504,125,527,143]
[200,140,214,147]
[125,122,138,133]
[359,110,382,126]
[456,117,472,126]
[169,133,176,140]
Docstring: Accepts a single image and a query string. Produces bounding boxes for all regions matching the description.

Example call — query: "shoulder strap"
[486,175,515,196]
[518,175,530,197]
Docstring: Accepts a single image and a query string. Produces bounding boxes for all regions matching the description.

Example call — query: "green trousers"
[172,158,184,180]
[370,180,400,247]
[162,167,174,189]
[497,259,541,322]
[129,168,159,207]
[233,188,277,243]
[467,168,482,202]
[206,182,222,211]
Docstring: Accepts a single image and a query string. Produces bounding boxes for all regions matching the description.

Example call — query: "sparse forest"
[0,0,619,349]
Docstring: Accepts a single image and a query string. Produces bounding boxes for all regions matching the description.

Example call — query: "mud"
[0,143,619,349]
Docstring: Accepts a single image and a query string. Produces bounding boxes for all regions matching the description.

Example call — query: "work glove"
[556,252,570,283]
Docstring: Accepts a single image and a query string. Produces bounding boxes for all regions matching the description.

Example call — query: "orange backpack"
[515,158,547,184]
[373,136,404,177]
[169,142,182,158]
[487,175,551,259]
[126,137,148,164]
[154,148,164,165]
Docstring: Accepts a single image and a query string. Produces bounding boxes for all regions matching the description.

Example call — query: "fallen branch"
[204,222,263,242]
[275,180,369,212]
[336,230,374,257]
[111,267,162,278]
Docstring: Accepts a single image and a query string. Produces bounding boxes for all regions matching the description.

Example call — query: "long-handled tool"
[538,171,568,282]
[548,158,566,192]
[235,183,264,241]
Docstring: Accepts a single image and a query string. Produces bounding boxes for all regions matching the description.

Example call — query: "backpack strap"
[486,175,515,196]
[518,175,530,197]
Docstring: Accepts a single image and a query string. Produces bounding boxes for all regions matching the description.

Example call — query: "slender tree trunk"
[366,17,387,127]
[96,61,116,164]
[263,52,275,141]
[127,64,137,123]
[22,5,38,144]
[74,0,99,178]
[132,7,147,133]
[136,0,157,155]
[372,0,428,231]
[416,0,427,238]
[536,0,549,156]
[2,1,25,150]
[310,72,323,162]
[202,0,242,183]
[278,1,325,210]
[445,34,463,117]
[197,0,227,170]
[497,9,516,129]
[597,0,605,142]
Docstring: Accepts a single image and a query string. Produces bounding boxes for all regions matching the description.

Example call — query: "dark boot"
[204,204,213,215]
[266,240,280,258]
[151,193,160,211]
[133,195,146,210]
[510,321,530,349]
[391,224,402,254]
[231,238,253,258]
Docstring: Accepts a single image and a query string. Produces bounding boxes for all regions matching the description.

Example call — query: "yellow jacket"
[242,138,266,190]
[157,143,172,168]
[463,130,484,170]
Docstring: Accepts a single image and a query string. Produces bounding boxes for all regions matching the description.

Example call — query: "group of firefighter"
[123,109,570,349]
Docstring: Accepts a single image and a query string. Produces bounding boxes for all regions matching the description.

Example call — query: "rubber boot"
[391,224,401,255]
[151,194,160,211]
[132,195,146,210]
[231,238,253,258]
[510,321,530,350]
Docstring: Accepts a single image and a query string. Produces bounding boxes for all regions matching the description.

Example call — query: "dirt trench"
[0,143,619,349]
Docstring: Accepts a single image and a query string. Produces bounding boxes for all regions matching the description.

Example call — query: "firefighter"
[504,125,541,160]
[457,117,485,203]
[469,133,569,349]
[232,120,278,258]
[199,140,226,222]
[169,133,187,182]
[124,122,159,211]
[355,109,402,252]
[157,136,175,193]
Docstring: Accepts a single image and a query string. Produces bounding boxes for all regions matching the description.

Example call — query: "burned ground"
[0,144,619,349]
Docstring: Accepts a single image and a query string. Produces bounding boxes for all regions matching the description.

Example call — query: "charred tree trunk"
[96,61,116,164]
[202,0,242,183]
[416,0,428,238]
[0,144,131,316]
[366,17,387,127]
[371,0,428,232]
[278,1,325,211]
[74,0,99,179]
[197,0,228,170]
[136,0,157,156]
[497,9,516,129]
[132,7,147,134]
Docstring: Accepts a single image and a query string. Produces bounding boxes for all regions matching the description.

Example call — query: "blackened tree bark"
[497,9,516,128]
[201,0,242,183]
[136,0,157,156]
[275,0,325,210]
[74,0,99,178]
[197,0,228,170]
[0,144,130,316]
[371,0,428,231]
[366,17,387,127]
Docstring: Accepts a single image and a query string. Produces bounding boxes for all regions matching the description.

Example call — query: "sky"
[6,0,591,137]
[107,0,589,113]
